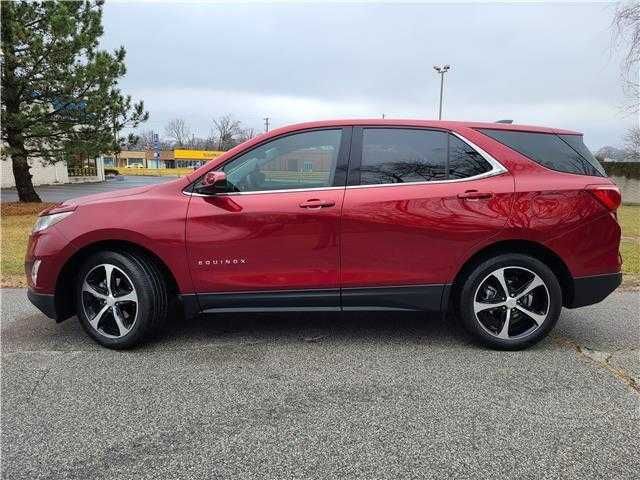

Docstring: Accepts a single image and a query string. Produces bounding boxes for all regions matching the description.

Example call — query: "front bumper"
[27,288,58,320]
[567,272,622,308]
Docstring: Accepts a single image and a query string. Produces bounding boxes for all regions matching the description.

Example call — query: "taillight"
[586,185,621,211]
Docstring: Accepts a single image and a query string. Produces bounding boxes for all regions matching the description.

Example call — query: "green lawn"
[618,204,640,286]
[619,204,640,238]
[1,203,639,288]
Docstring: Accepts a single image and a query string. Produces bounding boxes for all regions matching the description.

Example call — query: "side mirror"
[196,171,227,195]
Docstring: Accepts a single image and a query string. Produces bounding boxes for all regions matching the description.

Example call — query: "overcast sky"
[101,1,636,150]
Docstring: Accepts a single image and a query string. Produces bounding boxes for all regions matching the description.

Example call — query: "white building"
[1,157,105,188]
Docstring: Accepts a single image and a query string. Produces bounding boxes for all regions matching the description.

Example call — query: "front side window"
[216,129,343,193]
[360,128,447,185]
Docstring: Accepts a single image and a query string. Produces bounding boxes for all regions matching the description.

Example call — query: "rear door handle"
[299,199,336,209]
[458,190,493,200]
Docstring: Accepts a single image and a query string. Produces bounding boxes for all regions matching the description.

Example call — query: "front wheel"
[76,250,169,349]
[458,253,562,350]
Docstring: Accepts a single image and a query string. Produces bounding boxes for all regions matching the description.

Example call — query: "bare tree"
[164,118,192,147]
[623,126,640,160]
[212,114,242,150]
[612,2,640,113]
[136,129,157,149]
[130,129,171,150]
[237,127,257,145]
[188,135,217,150]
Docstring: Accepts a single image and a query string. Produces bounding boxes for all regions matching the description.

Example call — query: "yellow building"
[172,149,225,168]
[103,149,225,169]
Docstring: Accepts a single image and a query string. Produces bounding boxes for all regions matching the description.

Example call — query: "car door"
[186,127,351,312]
[340,127,514,311]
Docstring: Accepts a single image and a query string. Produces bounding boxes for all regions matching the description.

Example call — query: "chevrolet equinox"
[26,120,622,349]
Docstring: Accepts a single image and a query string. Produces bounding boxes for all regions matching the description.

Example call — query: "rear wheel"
[76,250,169,349]
[458,253,562,350]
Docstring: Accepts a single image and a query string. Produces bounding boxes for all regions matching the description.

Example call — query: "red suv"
[26,120,622,349]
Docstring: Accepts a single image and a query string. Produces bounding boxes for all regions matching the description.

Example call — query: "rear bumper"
[27,288,58,320]
[567,272,622,308]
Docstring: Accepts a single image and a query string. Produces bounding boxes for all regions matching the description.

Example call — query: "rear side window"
[358,129,492,185]
[448,134,492,179]
[478,129,605,177]
[360,128,447,184]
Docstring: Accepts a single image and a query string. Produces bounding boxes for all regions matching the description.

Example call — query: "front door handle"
[299,199,336,209]
[458,190,493,200]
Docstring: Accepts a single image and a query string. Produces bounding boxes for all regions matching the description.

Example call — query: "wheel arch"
[449,239,574,309]
[54,239,179,322]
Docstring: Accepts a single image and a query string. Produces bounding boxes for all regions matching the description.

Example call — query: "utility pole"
[152,132,161,169]
[433,64,451,120]
[381,113,386,119]
[112,111,119,168]
[264,117,270,133]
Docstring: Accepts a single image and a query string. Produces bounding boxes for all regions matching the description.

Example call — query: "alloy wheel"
[473,266,550,340]
[81,264,139,339]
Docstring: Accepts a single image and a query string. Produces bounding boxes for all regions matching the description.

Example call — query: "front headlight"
[33,211,74,233]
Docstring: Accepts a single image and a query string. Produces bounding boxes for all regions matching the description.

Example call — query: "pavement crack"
[25,352,74,404]
[27,365,54,404]
[554,336,640,395]
[302,333,329,343]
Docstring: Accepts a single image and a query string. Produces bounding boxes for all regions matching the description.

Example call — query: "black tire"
[75,250,169,349]
[458,253,562,350]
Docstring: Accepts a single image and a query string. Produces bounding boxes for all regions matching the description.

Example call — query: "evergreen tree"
[1,0,148,202]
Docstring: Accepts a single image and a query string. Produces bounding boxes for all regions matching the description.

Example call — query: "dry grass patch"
[1,202,56,217]
[1,203,56,287]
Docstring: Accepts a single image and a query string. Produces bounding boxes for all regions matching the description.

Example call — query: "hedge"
[110,167,194,177]
[603,162,640,180]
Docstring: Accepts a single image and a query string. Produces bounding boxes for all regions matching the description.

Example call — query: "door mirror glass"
[196,171,227,195]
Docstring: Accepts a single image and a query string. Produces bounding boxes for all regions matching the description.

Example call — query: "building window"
[67,158,97,177]
[126,158,144,167]
[176,160,205,169]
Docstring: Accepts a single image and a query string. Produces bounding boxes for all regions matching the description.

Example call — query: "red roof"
[267,118,581,136]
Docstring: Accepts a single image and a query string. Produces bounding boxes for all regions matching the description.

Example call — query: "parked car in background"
[25,119,622,349]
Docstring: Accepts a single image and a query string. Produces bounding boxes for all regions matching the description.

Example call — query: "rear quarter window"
[477,129,605,177]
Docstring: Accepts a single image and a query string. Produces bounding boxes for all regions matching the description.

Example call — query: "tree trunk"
[11,149,42,203]
[2,5,41,204]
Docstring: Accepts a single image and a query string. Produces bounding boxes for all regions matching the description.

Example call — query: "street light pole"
[433,64,451,120]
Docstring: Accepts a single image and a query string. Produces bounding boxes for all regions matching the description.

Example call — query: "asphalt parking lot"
[1,288,638,479]
[0,175,175,203]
